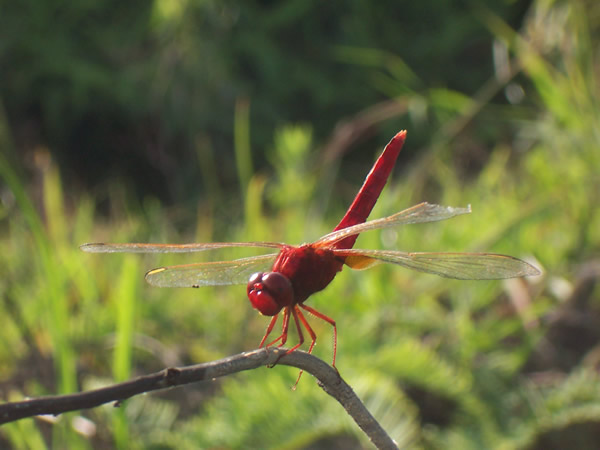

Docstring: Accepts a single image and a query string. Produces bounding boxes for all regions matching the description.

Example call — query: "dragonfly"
[82,130,540,377]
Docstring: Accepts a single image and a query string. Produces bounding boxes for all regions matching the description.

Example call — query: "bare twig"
[0,348,397,450]
[321,98,409,164]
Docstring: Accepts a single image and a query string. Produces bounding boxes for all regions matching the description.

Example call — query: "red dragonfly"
[82,131,539,372]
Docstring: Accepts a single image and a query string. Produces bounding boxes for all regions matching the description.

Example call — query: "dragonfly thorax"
[247,272,293,316]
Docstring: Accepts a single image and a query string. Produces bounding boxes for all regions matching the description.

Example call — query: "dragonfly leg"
[295,306,317,355]
[286,306,305,354]
[264,308,290,369]
[266,306,291,347]
[259,314,279,348]
[268,307,302,371]
[299,303,338,369]
[273,306,305,359]
[290,306,319,388]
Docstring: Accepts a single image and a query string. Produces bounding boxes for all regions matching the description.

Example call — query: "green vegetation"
[1,0,600,448]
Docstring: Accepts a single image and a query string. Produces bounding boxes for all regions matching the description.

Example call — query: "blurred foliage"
[1,0,600,448]
[2,0,527,205]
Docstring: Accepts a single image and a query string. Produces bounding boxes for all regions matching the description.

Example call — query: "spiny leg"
[299,303,338,369]
[273,307,305,361]
[295,306,317,356]
[290,306,319,388]
[263,308,290,368]
[269,307,303,369]
[266,306,291,347]
[285,306,305,353]
[259,314,280,348]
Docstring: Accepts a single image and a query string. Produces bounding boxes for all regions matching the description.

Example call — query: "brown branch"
[0,348,397,450]
[320,98,409,164]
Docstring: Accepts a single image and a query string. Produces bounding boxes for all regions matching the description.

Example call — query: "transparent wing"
[81,241,284,253]
[334,249,540,280]
[144,253,279,287]
[315,202,471,247]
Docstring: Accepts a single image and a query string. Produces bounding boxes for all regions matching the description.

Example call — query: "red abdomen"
[272,245,344,304]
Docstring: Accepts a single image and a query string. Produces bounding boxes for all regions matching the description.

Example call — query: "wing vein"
[316,203,471,247]
[334,249,540,280]
[144,253,279,287]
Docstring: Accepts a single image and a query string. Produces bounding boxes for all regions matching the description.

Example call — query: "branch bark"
[0,348,397,450]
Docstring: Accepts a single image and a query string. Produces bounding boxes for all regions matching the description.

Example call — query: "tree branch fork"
[0,348,398,450]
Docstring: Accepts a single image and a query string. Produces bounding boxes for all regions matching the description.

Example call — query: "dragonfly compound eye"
[247,272,293,316]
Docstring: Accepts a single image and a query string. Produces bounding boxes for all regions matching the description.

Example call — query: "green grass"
[1,1,600,448]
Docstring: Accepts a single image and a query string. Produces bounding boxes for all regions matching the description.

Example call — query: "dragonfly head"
[247,272,293,316]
